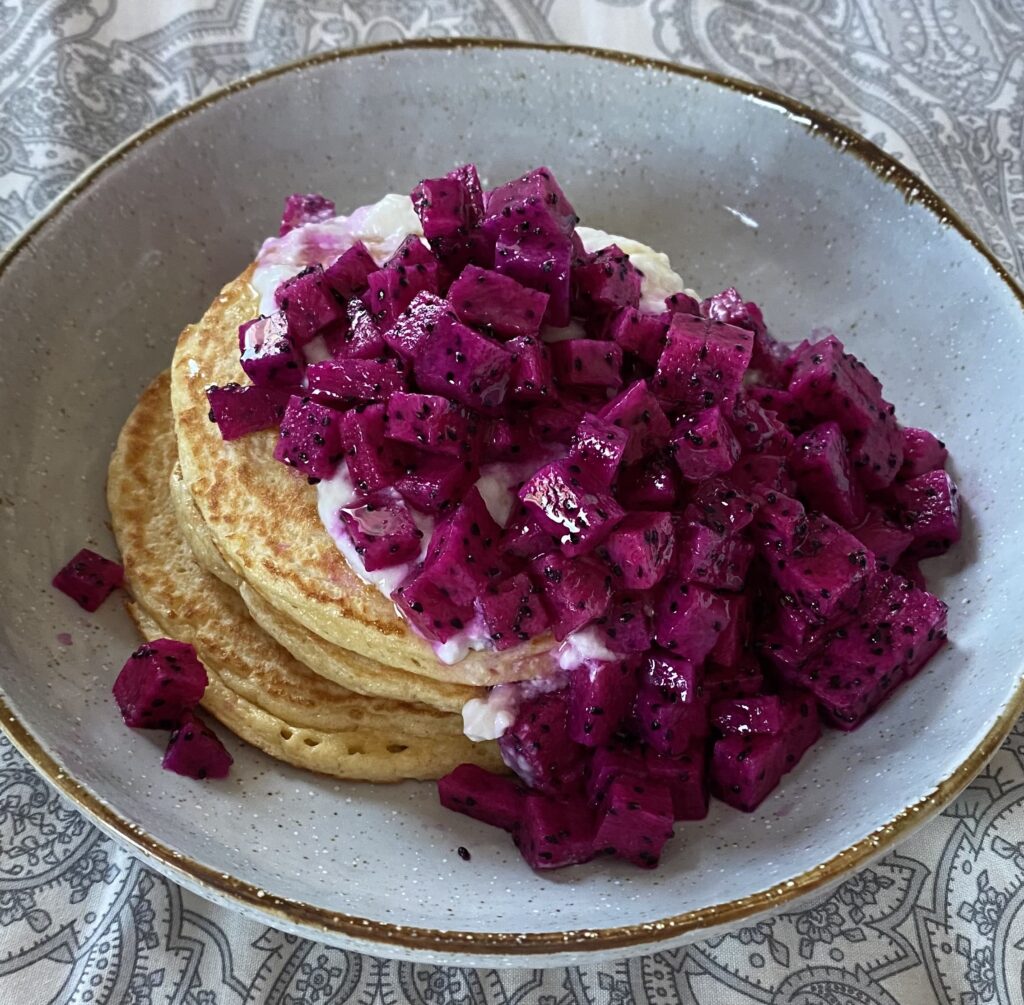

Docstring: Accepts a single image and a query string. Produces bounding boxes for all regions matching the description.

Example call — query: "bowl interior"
[1,43,1023,961]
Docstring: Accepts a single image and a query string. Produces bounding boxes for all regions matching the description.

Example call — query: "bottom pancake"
[107,371,501,781]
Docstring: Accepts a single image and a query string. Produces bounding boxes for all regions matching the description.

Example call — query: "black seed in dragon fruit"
[550,339,624,391]
[645,741,710,821]
[607,307,670,368]
[652,315,753,413]
[892,469,961,558]
[599,511,674,591]
[572,244,642,315]
[385,392,479,459]
[652,581,731,664]
[851,504,914,570]
[112,639,208,729]
[476,572,550,650]
[339,495,423,572]
[568,660,639,747]
[898,427,948,480]
[411,310,512,410]
[616,453,681,511]
[206,383,291,441]
[568,414,629,489]
[595,592,653,654]
[394,453,476,515]
[515,792,596,870]
[770,512,878,622]
[597,380,672,464]
[273,395,344,480]
[237,312,303,388]
[498,689,586,795]
[787,334,903,490]
[506,335,553,403]
[162,710,232,780]
[672,406,742,481]
[274,265,346,346]
[635,653,709,755]
[673,518,754,592]
[278,192,335,236]
[528,551,612,640]
[391,572,473,644]
[710,733,787,811]
[306,357,406,404]
[592,776,674,868]
[422,486,503,605]
[437,763,525,833]
[448,264,550,338]
[519,460,624,557]
[322,240,377,299]
[790,421,866,528]
[52,548,123,612]
[703,660,766,701]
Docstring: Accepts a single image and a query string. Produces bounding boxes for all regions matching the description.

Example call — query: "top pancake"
[171,267,560,688]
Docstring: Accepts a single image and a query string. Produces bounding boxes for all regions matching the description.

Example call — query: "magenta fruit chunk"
[162,710,232,780]
[206,383,290,441]
[112,639,207,729]
[273,395,344,480]
[53,548,123,612]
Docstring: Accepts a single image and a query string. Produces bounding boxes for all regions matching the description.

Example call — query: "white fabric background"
[1,2,1022,1002]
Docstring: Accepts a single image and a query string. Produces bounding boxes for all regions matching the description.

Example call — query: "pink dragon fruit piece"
[322,241,377,299]
[672,406,742,481]
[790,421,866,528]
[599,512,675,591]
[673,518,754,592]
[339,495,423,571]
[592,776,674,869]
[162,710,232,780]
[53,548,124,612]
[385,392,478,459]
[205,384,291,441]
[448,264,550,338]
[238,312,303,388]
[892,469,962,558]
[596,592,652,654]
[572,245,642,315]
[515,793,596,870]
[422,486,503,605]
[279,192,335,236]
[652,581,732,664]
[498,689,586,795]
[550,339,624,391]
[273,395,344,480]
[476,573,550,650]
[306,357,405,404]
[616,453,681,510]
[390,571,472,644]
[606,307,670,367]
[567,660,639,747]
[112,639,208,729]
[529,551,612,640]
[568,414,629,488]
[645,740,709,821]
[851,505,914,570]
[339,404,401,496]
[275,265,347,346]
[394,453,476,516]
[710,733,786,811]
[703,660,766,701]
[634,653,709,756]
[898,427,948,480]
[438,763,525,832]
[596,380,672,465]
[506,335,554,403]
[328,299,386,360]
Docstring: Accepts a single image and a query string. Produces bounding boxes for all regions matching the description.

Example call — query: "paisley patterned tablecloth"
[2,2,1023,1003]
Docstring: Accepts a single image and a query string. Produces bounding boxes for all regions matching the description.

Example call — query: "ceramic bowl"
[1,41,1022,966]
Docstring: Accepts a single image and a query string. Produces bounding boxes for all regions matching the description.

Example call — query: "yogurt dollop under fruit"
[205,165,960,872]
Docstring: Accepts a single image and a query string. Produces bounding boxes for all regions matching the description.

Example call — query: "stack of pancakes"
[107,267,557,781]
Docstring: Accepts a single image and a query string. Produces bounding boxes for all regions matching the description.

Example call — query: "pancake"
[170,267,561,687]
[108,371,502,781]
[168,462,481,713]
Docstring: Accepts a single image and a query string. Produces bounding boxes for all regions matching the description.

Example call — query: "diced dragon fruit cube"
[616,453,680,510]
[852,505,914,570]
[519,460,624,557]
[395,454,476,515]
[711,694,788,735]
[672,406,742,481]
[423,486,503,604]
[688,478,759,535]
[550,339,623,391]
[448,264,550,338]
[593,777,674,868]
[506,335,553,402]
[899,427,948,479]
[598,380,672,464]
[384,292,450,361]
[306,357,405,403]
[572,245,642,315]
[750,489,808,556]
[279,192,335,236]
[635,653,708,755]
[112,639,207,729]
[162,710,232,780]
[568,414,629,488]
[595,592,652,654]
[530,400,589,444]
[273,395,344,480]
[412,312,512,410]
[779,691,821,770]
[385,392,478,458]
[703,660,765,701]
[653,314,753,412]
[787,334,903,489]
[323,241,377,299]
[499,689,586,794]
[206,383,290,440]
[645,741,709,821]
[53,548,123,612]
[529,552,612,640]
[412,174,477,242]
[729,393,794,455]
[484,166,578,234]
[275,265,346,346]
[701,287,785,385]
[437,763,525,832]
[568,660,638,747]
[391,571,472,644]
[516,793,596,870]
[339,404,398,494]
[326,299,386,360]
[599,512,674,590]
[363,256,439,330]
[790,421,866,527]
[710,734,786,811]
[673,519,754,592]
[730,453,796,495]
[892,469,962,558]
[707,593,749,667]
[501,505,555,561]
[586,744,646,804]
[652,581,731,664]
[607,307,670,367]
[476,572,549,649]
[238,312,303,387]
[339,495,423,571]
[665,291,701,316]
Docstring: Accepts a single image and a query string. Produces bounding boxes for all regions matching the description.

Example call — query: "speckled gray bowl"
[1,41,1023,967]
